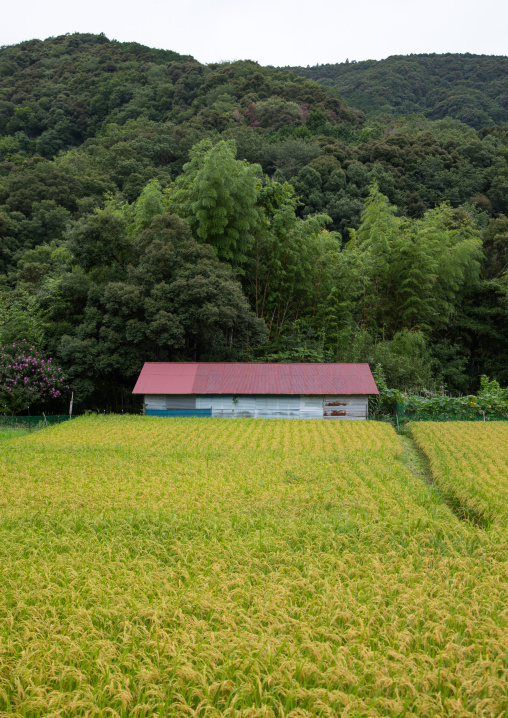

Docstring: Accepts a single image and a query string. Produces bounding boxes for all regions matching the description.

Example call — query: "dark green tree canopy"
[288,54,508,129]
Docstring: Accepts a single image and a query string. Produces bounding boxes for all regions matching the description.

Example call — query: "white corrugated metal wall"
[323,396,368,420]
[145,394,368,419]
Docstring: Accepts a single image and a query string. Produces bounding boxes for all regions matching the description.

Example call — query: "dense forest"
[288,54,508,129]
[0,33,507,412]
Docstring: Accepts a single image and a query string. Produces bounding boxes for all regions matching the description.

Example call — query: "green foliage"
[400,376,508,419]
[482,215,508,279]
[54,207,266,408]
[0,288,44,348]
[0,33,360,162]
[289,54,508,129]
[369,363,404,416]
[67,208,131,273]
[349,183,483,335]
[121,179,169,237]
[373,366,508,420]
[170,140,263,263]
[337,327,435,393]
[0,35,507,407]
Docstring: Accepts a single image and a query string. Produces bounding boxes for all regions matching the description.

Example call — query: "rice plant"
[0,416,506,716]
[410,421,508,525]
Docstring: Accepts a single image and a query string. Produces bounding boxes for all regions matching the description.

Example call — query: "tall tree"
[349,183,483,336]
[170,139,263,264]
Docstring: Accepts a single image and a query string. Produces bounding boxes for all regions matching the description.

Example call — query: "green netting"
[369,413,508,425]
[394,401,508,422]
[1,415,74,428]
[402,414,507,422]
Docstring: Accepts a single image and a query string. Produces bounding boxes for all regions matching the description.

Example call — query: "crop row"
[410,422,508,525]
[28,414,402,456]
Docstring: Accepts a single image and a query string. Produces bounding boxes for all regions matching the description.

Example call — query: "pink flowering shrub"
[0,340,69,415]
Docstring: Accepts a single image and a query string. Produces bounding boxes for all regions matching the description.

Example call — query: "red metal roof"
[133,363,378,395]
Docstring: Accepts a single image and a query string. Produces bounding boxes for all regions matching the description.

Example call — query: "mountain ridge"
[286,53,508,129]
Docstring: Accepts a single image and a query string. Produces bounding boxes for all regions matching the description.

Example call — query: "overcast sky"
[2,0,507,66]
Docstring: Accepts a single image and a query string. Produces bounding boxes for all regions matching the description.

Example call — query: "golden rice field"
[411,422,508,526]
[0,416,507,717]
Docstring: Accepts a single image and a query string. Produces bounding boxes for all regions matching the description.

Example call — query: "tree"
[349,183,483,336]
[482,215,508,279]
[0,289,44,348]
[58,213,267,408]
[170,139,263,264]
[0,340,68,414]
[66,209,131,273]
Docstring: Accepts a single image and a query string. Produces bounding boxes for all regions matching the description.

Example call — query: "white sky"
[2,0,507,66]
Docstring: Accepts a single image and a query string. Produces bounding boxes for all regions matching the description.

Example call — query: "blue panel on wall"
[146,409,212,418]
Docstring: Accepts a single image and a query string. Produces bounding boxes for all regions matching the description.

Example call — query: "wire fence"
[400,414,508,422]
[369,413,508,430]
[1,415,75,431]
[3,412,508,435]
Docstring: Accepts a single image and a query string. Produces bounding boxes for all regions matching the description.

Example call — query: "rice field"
[410,422,508,526]
[0,416,507,717]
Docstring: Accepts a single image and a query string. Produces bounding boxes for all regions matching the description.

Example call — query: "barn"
[133,362,378,420]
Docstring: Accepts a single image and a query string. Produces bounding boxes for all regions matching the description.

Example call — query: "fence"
[398,413,508,422]
[3,412,508,433]
[368,413,508,430]
[1,415,75,431]
[395,400,508,422]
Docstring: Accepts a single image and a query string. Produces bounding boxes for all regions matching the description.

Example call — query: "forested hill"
[0,33,361,159]
[0,34,507,412]
[287,54,508,129]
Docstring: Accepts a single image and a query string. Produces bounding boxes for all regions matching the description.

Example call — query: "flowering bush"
[0,340,69,415]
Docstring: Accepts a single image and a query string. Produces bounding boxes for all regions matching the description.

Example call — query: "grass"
[0,425,30,440]
[0,416,507,716]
